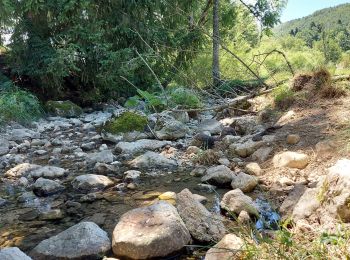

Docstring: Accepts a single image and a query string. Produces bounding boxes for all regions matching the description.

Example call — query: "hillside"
[275,3,350,36]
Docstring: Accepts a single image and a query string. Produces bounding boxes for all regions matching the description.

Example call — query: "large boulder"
[220,189,258,216]
[230,116,263,135]
[5,164,66,179]
[272,151,309,169]
[112,201,191,259]
[5,163,41,178]
[46,100,83,118]
[176,189,226,243]
[129,151,177,169]
[27,166,66,179]
[0,247,32,260]
[0,137,9,156]
[230,140,264,158]
[252,147,273,162]
[319,159,350,222]
[291,188,320,222]
[31,222,110,259]
[115,139,170,155]
[204,234,244,260]
[201,165,235,187]
[33,178,65,197]
[102,112,148,136]
[87,150,114,164]
[9,128,40,142]
[279,184,307,218]
[72,174,114,192]
[156,120,189,140]
[198,119,223,135]
[231,172,258,193]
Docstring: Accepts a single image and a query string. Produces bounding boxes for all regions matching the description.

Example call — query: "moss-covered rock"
[46,101,83,118]
[102,111,148,134]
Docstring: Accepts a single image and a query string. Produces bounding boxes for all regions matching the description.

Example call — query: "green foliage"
[102,112,148,134]
[168,88,203,109]
[0,87,43,124]
[273,84,295,110]
[125,89,166,113]
[125,87,202,112]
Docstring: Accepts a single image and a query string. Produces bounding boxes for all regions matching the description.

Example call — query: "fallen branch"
[171,87,276,113]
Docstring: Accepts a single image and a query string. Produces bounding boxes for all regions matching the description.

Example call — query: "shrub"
[102,111,148,134]
[168,87,203,109]
[0,88,43,124]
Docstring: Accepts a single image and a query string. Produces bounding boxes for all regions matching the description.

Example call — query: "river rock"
[0,197,8,207]
[156,121,189,140]
[176,189,226,243]
[124,170,141,182]
[9,128,40,142]
[201,165,235,187]
[87,150,114,164]
[129,151,177,169]
[245,162,261,175]
[273,151,309,169]
[231,172,258,192]
[315,140,337,157]
[231,116,263,135]
[318,159,350,222]
[204,234,244,260]
[230,140,264,158]
[112,201,191,259]
[27,166,66,179]
[39,209,64,220]
[72,174,114,192]
[31,222,110,259]
[0,137,9,156]
[198,119,223,135]
[4,163,66,179]
[33,178,65,196]
[94,162,118,174]
[4,163,40,178]
[280,184,307,217]
[0,247,32,260]
[287,134,300,144]
[252,147,273,162]
[115,139,170,154]
[291,188,320,222]
[220,189,258,216]
[46,100,83,118]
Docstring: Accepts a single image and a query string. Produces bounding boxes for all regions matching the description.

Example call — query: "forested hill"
[274,3,350,36]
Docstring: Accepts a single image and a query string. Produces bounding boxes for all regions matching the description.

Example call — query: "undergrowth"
[0,80,43,125]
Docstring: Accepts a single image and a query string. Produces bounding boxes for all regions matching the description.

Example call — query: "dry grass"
[193,149,220,165]
[291,68,346,100]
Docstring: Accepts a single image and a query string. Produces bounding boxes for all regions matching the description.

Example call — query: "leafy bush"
[125,89,166,113]
[0,88,43,124]
[125,87,202,112]
[168,88,203,109]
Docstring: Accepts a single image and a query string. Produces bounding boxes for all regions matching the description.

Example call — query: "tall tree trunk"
[212,0,220,87]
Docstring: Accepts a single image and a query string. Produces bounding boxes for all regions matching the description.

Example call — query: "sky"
[280,0,350,22]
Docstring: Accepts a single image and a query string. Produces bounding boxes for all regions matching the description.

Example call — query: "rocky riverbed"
[1,99,350,259]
